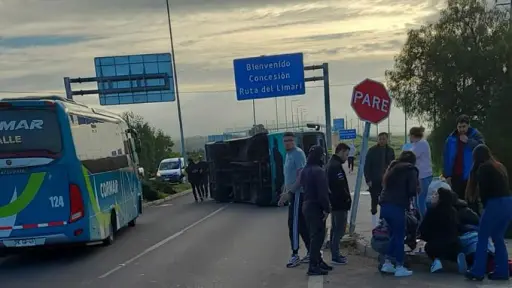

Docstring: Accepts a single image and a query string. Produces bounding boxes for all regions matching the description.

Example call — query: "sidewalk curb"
[354,238,379,259]
[142,189,192,208]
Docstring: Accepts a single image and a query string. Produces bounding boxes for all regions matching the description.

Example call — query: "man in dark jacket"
[326,143,351,265]
[364,132,395,227]
[185,158,203,202]
[301,145,333,276]
[443,115,484,212]
[197,156,209,199]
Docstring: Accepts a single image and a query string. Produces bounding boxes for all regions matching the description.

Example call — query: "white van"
[156,157,185,183]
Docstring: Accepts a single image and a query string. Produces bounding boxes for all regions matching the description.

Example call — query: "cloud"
[0,0,440,139]
[0,35,93,49]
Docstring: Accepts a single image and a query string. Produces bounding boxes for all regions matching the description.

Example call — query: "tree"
[385,0,512,170]
[121,111,175,176]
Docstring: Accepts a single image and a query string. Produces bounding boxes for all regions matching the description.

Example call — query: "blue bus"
[0,96,143,252]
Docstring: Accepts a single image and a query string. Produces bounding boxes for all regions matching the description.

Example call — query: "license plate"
[14,238,36,247]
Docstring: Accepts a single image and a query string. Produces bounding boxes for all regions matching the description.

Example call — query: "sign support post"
[252,99,256,126]
[322,63,332,152]
[348,78,392,235]
[349,121,371,234]
[64,77,72,100]
[304,64,332,152]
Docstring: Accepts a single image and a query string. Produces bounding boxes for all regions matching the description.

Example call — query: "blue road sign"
[94,53,175,105]
[333,118,345,131]
[339,129,357,140]
[233,53,305,101]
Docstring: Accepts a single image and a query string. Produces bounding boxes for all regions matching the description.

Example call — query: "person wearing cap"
[300,145,333,276]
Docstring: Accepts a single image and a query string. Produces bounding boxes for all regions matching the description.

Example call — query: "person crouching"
[301,145,333,276]
[420,187,462,273]
[379,151,418,277]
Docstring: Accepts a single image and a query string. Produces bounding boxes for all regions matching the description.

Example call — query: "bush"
[141,179,179,201]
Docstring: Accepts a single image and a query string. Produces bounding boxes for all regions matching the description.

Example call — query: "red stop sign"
[351,79,391,124]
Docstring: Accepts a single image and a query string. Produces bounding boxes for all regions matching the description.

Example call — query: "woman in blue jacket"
[465,144,512,281]
[379,151,419,277]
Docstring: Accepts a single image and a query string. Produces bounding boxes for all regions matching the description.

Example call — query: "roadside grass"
[142,180,191,202]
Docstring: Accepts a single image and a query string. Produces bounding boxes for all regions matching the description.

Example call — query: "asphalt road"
[0,191,508,288]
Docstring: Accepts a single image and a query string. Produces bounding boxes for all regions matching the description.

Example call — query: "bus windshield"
[159,161,180,170]
[0,108,62,156]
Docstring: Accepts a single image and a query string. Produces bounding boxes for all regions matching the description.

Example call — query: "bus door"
[0,103,77,244]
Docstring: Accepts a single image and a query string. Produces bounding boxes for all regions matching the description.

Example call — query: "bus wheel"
[128,218,137,227]
[103,212,117,246]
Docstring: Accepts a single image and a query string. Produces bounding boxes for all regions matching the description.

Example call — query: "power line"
[0,77,385,95]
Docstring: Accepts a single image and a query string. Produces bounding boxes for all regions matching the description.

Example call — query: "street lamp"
[290,99,300,129]
[165,0,187,162]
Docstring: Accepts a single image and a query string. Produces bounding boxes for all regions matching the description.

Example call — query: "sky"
[0,0,446,139]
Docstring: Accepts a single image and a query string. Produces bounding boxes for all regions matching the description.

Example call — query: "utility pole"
[166,0,187,162]
[284,98,288,129]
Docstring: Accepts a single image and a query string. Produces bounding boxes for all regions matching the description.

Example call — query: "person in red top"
[442,115,484,213]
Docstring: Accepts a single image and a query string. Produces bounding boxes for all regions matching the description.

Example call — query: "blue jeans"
[380,204,406,265]
[470,196,512,277]
[416,176,433,222]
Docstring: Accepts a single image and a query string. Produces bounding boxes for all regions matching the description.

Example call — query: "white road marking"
[98,205,228,279]
[350,191,370,196]
[157,203,173,207]
[308,275,324,288]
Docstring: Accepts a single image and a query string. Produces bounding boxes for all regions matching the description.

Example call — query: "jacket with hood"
[420,188,459,244]
[364,144,395,184]
[300,145,331,213]
[452,196,480,233]
[443,127,484,180]
[379,160,419,209]
[185,161,201,183]
[326,154,351,211]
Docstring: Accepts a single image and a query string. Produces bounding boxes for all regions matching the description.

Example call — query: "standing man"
[443,114,484,212]
[185,158,203,202]
[277,132,310,268]
[364,132,395,228]
[197,156,209,199]
[326,143,352,265]
[301,145,333,275]
[347,141,356,174]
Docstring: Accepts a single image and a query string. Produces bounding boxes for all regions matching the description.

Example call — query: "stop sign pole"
[348,79,392,234]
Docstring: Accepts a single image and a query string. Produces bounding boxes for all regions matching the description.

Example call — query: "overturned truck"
[205,129,327,206]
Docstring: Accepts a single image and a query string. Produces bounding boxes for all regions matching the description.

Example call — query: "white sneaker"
[395,266,413,277]
[430,259,443,273]
[380,260,396,274]
[371,215,378,228]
